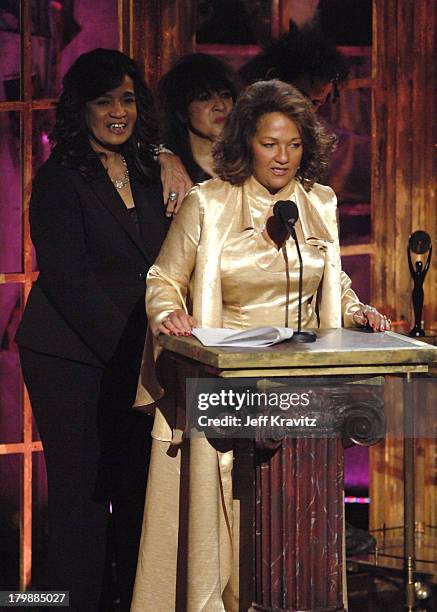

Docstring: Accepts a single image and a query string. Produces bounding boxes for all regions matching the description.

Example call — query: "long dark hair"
[51,48,157,178]
[157,53,238,182]
[214,80,337,190]
[239,25,349,103]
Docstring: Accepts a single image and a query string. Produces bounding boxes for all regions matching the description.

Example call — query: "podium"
[158,329,437,612]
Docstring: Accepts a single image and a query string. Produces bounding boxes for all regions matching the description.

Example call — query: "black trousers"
[19,347,152,612]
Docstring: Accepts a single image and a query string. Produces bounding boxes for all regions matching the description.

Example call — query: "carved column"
[236,383,384,612]
[370,0,437,552]
[119,0,196,86]
[371,0,436,326]
[252,438,345,612]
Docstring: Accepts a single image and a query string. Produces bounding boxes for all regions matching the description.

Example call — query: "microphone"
[274,200,316,343]
[273,200,299,238]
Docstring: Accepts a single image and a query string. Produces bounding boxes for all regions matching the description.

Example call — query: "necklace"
[111,156,130,189]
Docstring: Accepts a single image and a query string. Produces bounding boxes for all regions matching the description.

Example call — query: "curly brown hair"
[214,80,336,190]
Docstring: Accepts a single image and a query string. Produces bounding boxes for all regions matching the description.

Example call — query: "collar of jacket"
[241,176,335,248]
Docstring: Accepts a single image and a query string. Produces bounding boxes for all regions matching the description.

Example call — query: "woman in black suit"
[16,49,169,611]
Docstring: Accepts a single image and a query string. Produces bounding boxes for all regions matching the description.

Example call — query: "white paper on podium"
[191,327,293,348]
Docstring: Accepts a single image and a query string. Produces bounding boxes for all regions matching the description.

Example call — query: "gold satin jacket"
[137,176,362,420]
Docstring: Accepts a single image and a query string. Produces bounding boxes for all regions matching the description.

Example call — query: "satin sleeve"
[146,187,202,334]
[318,185,363,327]
[340,270,364,326]
[330,197,364,327]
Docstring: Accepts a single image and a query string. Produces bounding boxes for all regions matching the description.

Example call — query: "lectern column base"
[253,438,345,612]
[249,604,346,612]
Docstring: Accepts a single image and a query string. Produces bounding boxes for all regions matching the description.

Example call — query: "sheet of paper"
[192,327,293,348]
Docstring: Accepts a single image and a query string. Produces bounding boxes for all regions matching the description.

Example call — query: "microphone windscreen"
[273,200,299,226]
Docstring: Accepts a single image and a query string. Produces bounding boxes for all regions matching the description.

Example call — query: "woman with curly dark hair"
[157,53,238,183]
[15,48,171,611]
[131,80,390,611]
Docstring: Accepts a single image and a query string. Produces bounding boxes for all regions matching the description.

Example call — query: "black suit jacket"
[16,152,169,367]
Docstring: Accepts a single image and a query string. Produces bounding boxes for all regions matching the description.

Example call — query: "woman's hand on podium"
[159,309,197,336]
[353,305,391,332]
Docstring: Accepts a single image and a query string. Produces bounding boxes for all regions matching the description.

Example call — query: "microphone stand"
[287,223,317,343]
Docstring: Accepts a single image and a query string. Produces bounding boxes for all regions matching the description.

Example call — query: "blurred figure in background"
[157,53,239,183]
[239,24,349,110]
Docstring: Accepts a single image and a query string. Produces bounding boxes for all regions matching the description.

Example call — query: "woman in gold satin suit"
[132,80,390,612]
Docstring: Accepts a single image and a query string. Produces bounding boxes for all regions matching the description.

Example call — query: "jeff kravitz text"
[197,414,317,428]
[189,387,323,438]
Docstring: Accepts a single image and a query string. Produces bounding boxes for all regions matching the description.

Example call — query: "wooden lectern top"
[159,328,437,378]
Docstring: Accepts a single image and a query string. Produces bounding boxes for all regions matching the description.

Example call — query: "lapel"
[85,162,151,261]
[293,182,335,245]
[191,180,241,327]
